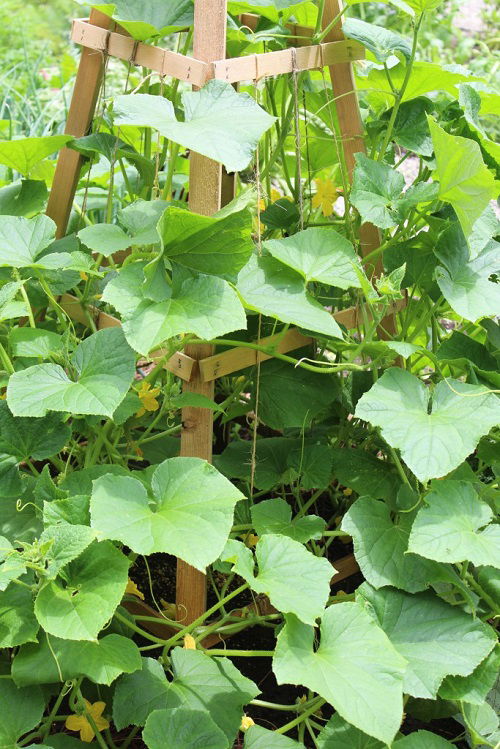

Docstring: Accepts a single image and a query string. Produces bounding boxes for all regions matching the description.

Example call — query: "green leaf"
[89,0,194,40]
[408,480,500,568]
[317,715,384,748]
[0,401,70,460]
[358,583,496,698]
[34,541,129,641]
[164,648,259,741]
[331,448,401,502]
[143,707,228,749]
[12,632,141,686]
[354,368,500,482]
[158,205,253,282]
[257,358,339,430]
[78,224,132,257]
[342,497,440,592]
[43,495,90,528]
[91,457,245,571]
[434,223,500,322]
[392,98,433,157]
[0,281,27,322]
[227,0,310,22]
[428,117,497,237]
[264,227,364,289]
[0,180,48,217]
[113,657,169,729]
[0,682,44,748]
[0,536,26,591]
[0,135,72,176]
[103,263,246,356]
[38,524,96,579]
[245,726,304,748]
[351,154,438,229]
[7,328,136,418]
[403,0,443,11]
[71,132,155,184]
[439,647,500,704]
[251,498,325,543]
[215,438,332,491]
[237,255,342,339]
[394,733,454,748]
[0,214,72,270]
[9,328,64,359]
[343,18,411,62]
[114,80,276,172]
[0,575,39,648]
[436,331,497,371]
[273,605,406,744]
[223,535,332,624]
[458,84,500,172]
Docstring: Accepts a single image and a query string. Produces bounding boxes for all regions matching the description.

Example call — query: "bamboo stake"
[176,0,228,626]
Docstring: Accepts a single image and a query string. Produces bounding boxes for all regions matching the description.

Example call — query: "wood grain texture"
[176,0,229,625]
[46,10,111,237]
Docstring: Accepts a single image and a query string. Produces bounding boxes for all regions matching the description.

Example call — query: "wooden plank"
[46,9,111,238]
[71,19,207,86]
[59,294,195,381]
[212,39,363,83]
[198,298,406,382]
[331,554,359,584]
[176,0,228,627]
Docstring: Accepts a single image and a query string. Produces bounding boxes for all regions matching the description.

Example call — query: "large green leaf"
[331,448,401,502]
[245,726,304,748]
[89,0,194,40]
[71,132,155,184]
[439,647,500,704]
[251,498,325,543]
[343,18,411,61]
[38,524,96,579]
[436,330,497,371]
[9,328,64,359]
[392,99,433,157]
[0,281,27,322]
[237,255,342,338]
[91,457,245,571]
[434,223,500,322]
[0,682,44,748]
[350,154,438,229]
[408,480,500,568]
[143,707,227,749]
[163,648,259,742]
[342,497,439,592]
[223,535,332,625]
[0,536,26,591]
[257,358,339,430]
[354,368,500,482]
[114,80,275,172]
[34,541,129,641]
[102,262,246,356]
[394,733,454,748]
[428,117,497,237]
[7,328,136,418]
[12,632,141,686]
[0,179,48,217]
[0,401,70,461]
[273,605,406,744]
[0,575,39,648]
[317,714,384,748]
[0,135,72,176]
[358,583,496,698]
[113,657,169,729]
[264,227,363,289]
[215,437,333,491]
[158,205,253,282]
[0,214,73,270]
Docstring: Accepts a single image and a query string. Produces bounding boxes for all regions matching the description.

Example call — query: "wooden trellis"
[46,0,393,629]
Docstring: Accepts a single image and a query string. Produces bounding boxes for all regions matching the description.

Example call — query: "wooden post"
[321,0,381,270]
[176,0,228,625]
[46,9,111,237]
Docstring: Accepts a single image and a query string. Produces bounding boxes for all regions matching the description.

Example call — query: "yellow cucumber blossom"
[183,634,197,649]
[240,715,255,732]
[136,381,161,417]
[65,700,109,743]
[311,177,337,216]
[125,577,144,600]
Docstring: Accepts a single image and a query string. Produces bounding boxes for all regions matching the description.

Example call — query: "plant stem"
[203,649,274,657]
[276,698,325,734]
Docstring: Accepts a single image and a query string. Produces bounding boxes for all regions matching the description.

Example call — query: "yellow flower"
[125,577,144,600]
[311,177,337,216]
[343,487,353,497]
[244,533,259,548]
[240,715,255,732]
[65,700,109,743]
[135,381,161,417]
[79,271,88,281]
[183,634,197,649]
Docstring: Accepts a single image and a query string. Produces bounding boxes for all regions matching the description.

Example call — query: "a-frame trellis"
[46,0,399,629]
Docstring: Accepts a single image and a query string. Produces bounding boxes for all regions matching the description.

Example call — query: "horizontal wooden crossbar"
[71,19,364,85]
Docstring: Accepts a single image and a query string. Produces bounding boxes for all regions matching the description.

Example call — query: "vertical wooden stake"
[321,0,382,270]
[46,10,111,238]
[176,0,228,625]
